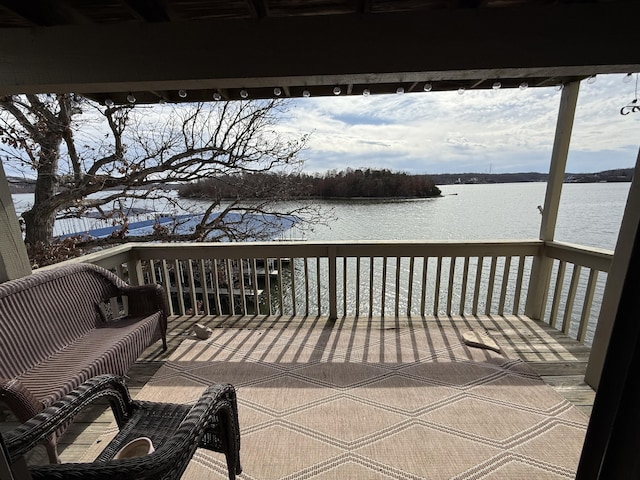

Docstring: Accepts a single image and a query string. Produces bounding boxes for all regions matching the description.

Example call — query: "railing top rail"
[124,239,544,261]
[544,240,613,272]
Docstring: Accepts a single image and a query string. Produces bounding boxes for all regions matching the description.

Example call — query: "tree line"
[178,168,441,199]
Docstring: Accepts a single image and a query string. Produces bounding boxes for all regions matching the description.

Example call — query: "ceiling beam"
[0,0,92,26]
[0,4,638,95]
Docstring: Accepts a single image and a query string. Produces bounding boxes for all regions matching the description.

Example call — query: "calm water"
[12,182,630,249]
[11,182,630,344]
[294,182,630,250]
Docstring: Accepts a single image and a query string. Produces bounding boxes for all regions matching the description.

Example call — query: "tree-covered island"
[178,168,442,200]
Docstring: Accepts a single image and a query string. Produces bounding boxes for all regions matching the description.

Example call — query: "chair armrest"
[119,283,169,327]
[28,384,242,480]
[161,383,241,478]
[0,377,42,423]
[3,375,134,463]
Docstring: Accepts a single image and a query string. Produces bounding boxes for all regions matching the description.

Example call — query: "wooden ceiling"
[0,0,639,104]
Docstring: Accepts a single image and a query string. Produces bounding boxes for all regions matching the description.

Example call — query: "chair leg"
[44,438,60,464]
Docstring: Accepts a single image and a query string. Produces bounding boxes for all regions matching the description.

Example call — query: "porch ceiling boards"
[0,0,639,103]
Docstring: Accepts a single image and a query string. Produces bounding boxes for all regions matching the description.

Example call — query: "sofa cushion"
[18,312,163,408]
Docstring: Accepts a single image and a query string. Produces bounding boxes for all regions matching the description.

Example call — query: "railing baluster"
[513,255,525,314]
[238,258,247,315]
[472,257,484,315]
[381,257,388,317]
[562,264,582,335]
[460,257,469,315]
[550,260,567,328]
[407,257,415,316]
[263,257,272,316]
[251,258,259,316]
[369,256,374,317]
[356,257,361,317]
[291,257,297,316]
[212,259,223,316]
[162,259,174,316]
[149,259,158,284]
[447,257,456,316]
[498,256,511,316]
[304,257,310,316]
[316,257,322,315]
[420,257,428,317]
[277,257,284,316]
[578,269,598,342]
[225,258,235,315]
[199,259,211,315]
[187,259,198,315]
[486,256,498,315]
[174,259,186,316]
[343,257,348,316]
[395,257,401,318]
[434,256,442,316]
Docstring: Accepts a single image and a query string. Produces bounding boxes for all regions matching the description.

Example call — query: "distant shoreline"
[7,167,633,194]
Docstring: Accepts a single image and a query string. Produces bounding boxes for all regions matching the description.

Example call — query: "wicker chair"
[1,375,242,480]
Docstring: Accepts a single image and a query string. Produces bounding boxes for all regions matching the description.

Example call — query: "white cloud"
[279,74,639,174]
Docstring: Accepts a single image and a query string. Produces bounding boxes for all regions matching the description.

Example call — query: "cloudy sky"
[278,73,639,175]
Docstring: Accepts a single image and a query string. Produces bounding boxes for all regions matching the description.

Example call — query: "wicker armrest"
[119,283,169,317]
[0,377,42,423]
[26,383,242,480]
[3,375,133,463]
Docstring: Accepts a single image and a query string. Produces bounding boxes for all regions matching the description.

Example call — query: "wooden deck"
[3,314,596,465]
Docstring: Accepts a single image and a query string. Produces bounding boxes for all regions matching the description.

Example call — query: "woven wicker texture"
[2,375,241,480]
[88,318,588,479]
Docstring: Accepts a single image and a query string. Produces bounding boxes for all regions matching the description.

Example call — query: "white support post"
[0,162,31,282]
[585,148,640,389]
[525,81,580,320]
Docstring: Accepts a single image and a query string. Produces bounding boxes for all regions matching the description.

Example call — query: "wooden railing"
[541,241,613,344]
[56,239,613,345]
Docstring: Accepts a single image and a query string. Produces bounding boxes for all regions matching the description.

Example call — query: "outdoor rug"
[86,317,589,479]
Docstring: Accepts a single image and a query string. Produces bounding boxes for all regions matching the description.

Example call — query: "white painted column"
[0,162,31,282]
[525,81,580,320]
[585,148,640,389]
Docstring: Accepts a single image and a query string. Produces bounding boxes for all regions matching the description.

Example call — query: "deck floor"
[3,314,596,465]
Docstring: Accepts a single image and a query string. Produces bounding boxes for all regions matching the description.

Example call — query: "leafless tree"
[0,94,322,249]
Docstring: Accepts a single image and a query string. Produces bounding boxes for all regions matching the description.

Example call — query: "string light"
[273,87,282,96]
[104,98,114,107]
[126,93,136,103]
[362,88,371,96]
[240,89,249,99]
[178,89,187,98]
[396,86,404,94]
[213,92,222,101]
[587,75,597,85]
[519,82,529,90]
[492,81,501,90]
[623,73,633,84]
[457,88,465,95]
[302,89,311,97]
[423,83,432,92]
[333,86,341,95]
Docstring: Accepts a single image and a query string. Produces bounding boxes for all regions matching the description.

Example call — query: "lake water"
[11,182,630,344]
[11,182,630,249]
[289,182,630,250]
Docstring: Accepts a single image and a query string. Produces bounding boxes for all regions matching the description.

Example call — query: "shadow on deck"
[5,314,595,466]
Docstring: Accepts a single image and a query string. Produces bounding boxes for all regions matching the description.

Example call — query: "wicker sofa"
[0,263,169,463]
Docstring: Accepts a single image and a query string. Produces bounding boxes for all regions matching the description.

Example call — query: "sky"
[2,74,638,180]
[276,73,639,175]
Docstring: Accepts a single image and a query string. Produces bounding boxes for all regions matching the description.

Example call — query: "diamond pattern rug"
[89,318,588,479]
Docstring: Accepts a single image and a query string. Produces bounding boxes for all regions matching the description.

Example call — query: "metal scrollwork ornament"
[620,98,640,115]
